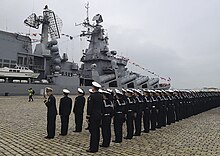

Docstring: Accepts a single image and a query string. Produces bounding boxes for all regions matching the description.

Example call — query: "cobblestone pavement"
[0,96,220,156]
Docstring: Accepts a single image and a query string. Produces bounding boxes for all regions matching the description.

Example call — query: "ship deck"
[0,96,220,156]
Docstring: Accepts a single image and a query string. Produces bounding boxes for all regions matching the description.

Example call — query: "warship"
[0,5,170,95]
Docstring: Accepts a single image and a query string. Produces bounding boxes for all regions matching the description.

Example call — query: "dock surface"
[0,96,220,156]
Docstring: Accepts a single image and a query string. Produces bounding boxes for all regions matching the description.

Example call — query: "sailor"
[160,90,168,127]
[73,88,85,132]
[100,90,114,147]
[173,90,180,122]
[112,89,126,143]
[28,88,34,102]
[44,87,57,139]
[133,89,144,136]
[121,88,127,101]
[59,89,72,136]
[166,91,173,125]
[142,89,151,133]
[124,89,135,139]
[85,89,93,130]
[150,90,157,130]
[155,90,163,129]
[107,89,114,102]
[86,82,103,153]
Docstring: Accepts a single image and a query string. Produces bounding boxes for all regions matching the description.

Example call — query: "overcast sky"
[0,0,220,89]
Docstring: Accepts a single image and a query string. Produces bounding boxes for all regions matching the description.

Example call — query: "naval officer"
[86,82,103,153]
[59,89,72,136]
[73,88,85,132]
[100,90,114,147]
[124,89,135,139]
[112,89,126,143]
[44,87,57,139]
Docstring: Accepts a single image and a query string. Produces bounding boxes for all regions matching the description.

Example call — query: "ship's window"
[70,73,73,77]
[24,58,27,66]
[17,70,20,73]
[17,57,23,65]
[29,58,33,64]
[10,65,16,68]
[11,60,17,64]
[65,72,67,76]
[0,64,2,68]
[25,67,28,70]
[61,72,64,76]
[9,70,12,72]
[13,70,16,72]
[3,64,9,67]
[4,60,10,63]
[0,59,2,62]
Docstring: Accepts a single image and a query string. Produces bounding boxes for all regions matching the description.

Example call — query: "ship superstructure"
[0,5,170,95]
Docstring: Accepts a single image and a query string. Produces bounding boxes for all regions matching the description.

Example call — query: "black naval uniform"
[59,95,72,135]
[150,96,157,130]
[125,96,135,139]
[73,95,85,132]
[101,99,114,147]
[45,94,57,138]
[143,95,151,133]
[134,96,144,136]
[113,98,126,143]
[156,96,163,128]
[87,91,103,152]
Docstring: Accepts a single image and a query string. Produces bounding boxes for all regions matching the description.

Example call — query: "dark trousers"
[114,113,124,143]
[29,95,33,102]
[47,115,56,138]
[126,111,134,139]
[167,105,172,125]
[75,113,83,132]
[101,115,112,147]
[161,105,167,127]
[134,111,142,135]
[151,108,157,130]
[89,115,101,152]
[61,115,69,135]
[157,108,163,128]
[143,108,150,132]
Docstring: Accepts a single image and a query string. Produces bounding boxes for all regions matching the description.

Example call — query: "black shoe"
[85,127,89,130]
[59,134,66,136]
[133,134,140,136]
[112,140,121,143]
[124,137,132,140]
[86,150,97,153]
[44,136,54,139]
[142,130,149,133]
[100,145,109,147]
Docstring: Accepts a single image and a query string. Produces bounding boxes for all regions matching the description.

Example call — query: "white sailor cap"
[98,89,104,93]
[150,90,156,93]
[126,89,133,93]
[89,89,93,93]
[115,89,123,95]
[102,90,111,95]
[107,89,113,93]
[46,87,53,92]
[122,88,126,92]
[135,89,142,95]
[167,90,174,93]
[155,90,162,93]
[63,89,70,94]
[77,88,84,94]
[92,81,101,88]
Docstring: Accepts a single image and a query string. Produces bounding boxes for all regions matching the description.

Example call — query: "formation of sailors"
[43,82,220,153]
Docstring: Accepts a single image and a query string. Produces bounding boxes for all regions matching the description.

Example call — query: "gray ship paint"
[0,6,170,95]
